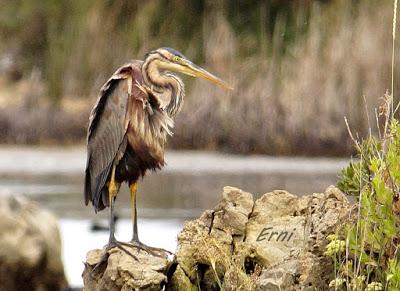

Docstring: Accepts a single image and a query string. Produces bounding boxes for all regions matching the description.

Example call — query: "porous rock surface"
[0,194,67,291]
[83,186,353,290]
[83,247,170,291]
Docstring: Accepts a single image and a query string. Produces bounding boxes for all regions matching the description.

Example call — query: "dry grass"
[0,1,397,155]
[178,221,257,290]
[171,1,398,155]
[0,105,87,144]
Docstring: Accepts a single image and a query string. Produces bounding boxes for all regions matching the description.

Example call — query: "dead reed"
[172,1,399,155]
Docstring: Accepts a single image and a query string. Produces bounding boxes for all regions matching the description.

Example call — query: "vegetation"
[331,0,400,286]
[0,0,398,155]
[334,107,400,289]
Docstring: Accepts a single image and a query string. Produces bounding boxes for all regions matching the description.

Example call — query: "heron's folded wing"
[84,61,143,209]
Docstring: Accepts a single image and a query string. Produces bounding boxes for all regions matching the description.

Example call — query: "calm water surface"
[0,146,349,287]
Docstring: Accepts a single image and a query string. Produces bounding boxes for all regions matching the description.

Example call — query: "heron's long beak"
[179,60,233,91]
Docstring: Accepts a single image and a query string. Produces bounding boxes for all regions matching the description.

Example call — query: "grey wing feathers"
[84,68,132,211]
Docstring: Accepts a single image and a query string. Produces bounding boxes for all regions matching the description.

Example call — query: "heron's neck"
[142,59,184,117]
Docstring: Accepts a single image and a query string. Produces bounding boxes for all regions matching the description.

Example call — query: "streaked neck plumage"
[141,54,185,117]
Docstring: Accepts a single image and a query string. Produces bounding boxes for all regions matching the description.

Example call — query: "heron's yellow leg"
[130,182,139,242]
[108,165,119,205]
[107,165,120,243]
[125,181,172,256]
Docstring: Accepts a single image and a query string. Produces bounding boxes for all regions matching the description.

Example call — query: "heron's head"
[147,47,233,90]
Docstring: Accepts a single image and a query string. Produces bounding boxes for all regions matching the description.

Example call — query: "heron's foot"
[119,240,173,258]
[91,240,138,274]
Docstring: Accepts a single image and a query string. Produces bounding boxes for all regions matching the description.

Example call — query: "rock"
[169,185,353,290]
[0,194,67,291]
[83,247,170,291]
[82,185,353,290]
[169,186,256,290]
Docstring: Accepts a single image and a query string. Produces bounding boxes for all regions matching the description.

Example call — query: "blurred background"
[0,0,395,288]
[0,0,396,153]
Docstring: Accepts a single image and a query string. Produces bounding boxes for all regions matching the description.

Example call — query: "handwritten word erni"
[256,227,296,242]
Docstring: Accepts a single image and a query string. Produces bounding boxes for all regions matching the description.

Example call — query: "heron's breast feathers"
[120,69,173,167]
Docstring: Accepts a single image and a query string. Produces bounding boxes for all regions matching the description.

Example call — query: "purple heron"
[84,47,231,257]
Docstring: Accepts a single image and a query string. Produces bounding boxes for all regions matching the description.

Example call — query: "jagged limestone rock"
[82,186,353,290]
[0,194,67,291]
[83,247,169,291]
[166,265,196,291]
[170,185,353,290]
[168,186,255,290]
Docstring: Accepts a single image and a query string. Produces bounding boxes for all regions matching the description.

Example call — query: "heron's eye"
[173,56,180,62]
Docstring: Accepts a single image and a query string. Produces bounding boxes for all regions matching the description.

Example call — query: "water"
[0,146,349,287]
